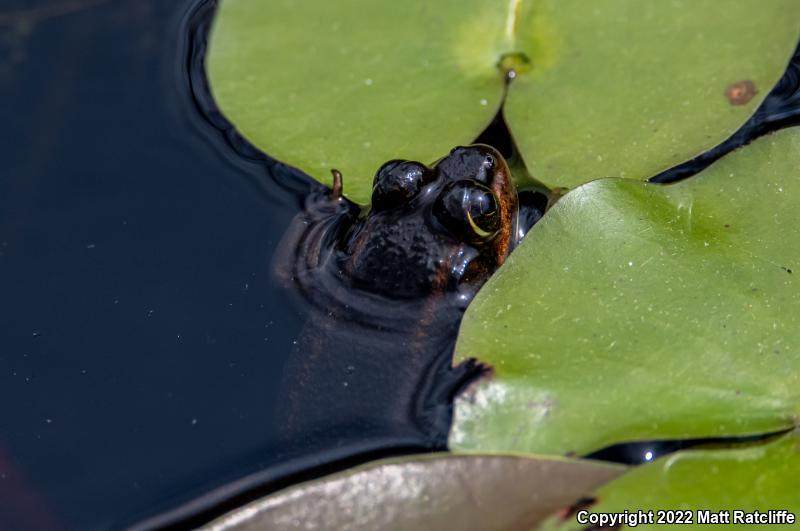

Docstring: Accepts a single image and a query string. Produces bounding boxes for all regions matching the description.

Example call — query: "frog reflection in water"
[275,145,544,457]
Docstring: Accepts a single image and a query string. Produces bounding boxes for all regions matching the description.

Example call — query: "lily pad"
[200,454,624,531]
[504,0,800,188]
[207,0,800,202]
[450,127,800,457]
[207,0,505,203]
[540,431,800,530]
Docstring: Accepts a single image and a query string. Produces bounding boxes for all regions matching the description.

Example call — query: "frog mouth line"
[481,145,518,264]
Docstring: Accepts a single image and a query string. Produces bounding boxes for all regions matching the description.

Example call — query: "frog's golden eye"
[371,160,432,211]
[434,180,500,242]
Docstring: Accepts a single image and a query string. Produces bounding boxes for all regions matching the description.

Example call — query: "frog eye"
[434,181,500,241]
[371,160,432,210]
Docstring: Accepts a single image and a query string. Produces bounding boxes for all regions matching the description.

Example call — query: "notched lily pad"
[200,454,624,531]
[450,128,800,457]
[540,431,800,530]
[208,0,800,202]
[504,0,800,188]
[207,0,506,203]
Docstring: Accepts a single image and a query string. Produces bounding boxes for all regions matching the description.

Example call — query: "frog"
[272,144,546,467]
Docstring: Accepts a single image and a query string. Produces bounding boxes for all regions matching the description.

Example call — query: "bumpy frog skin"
[343,145,519,298]
[273,145,543,468]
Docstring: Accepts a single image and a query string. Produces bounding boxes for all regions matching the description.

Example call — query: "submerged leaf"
[451,128,800,456]
[200,454,623,531]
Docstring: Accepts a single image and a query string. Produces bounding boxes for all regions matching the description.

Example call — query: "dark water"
[3,0,800,529]
[0,0,318,529]
[585,430,788,465]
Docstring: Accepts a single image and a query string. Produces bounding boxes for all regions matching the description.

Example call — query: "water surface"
[3,1,800,529]
[0,1,319,529]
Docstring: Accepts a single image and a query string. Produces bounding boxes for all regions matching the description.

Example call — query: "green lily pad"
[540,431,800,530]
[450,127,800,457]
[200,454,624,531]
[207,0,505,203]
[504,0,800,188]
[207,1,800,202]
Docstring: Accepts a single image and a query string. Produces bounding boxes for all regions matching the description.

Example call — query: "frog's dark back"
[272,145,539,463]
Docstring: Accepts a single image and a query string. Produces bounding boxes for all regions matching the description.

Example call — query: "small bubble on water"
[364,78,373,86]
